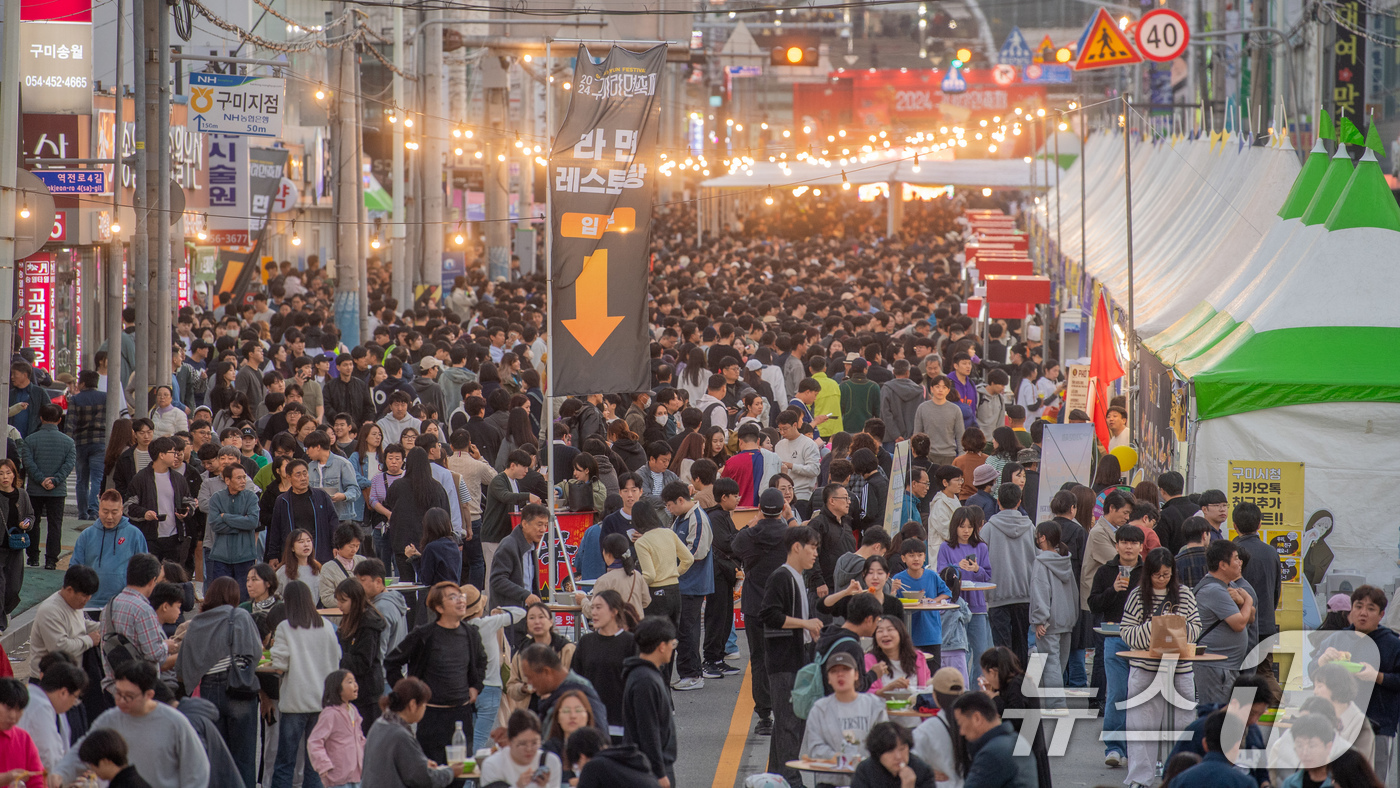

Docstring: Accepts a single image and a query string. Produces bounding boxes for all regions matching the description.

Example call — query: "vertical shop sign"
[205,135,249,245]
[1331,1,1367,129]
[17,256,55,372]
[549,45,666,395]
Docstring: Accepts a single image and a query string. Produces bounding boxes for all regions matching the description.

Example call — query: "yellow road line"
[712,664,756,788]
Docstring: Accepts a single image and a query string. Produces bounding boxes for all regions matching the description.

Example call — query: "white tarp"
[701,158,1043,190]
[1043,132,1301,334]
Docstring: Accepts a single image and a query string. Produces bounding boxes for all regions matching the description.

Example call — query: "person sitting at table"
[849,721,937,788]
[820,556,905,620]
[978,646,1051,788]
[800,652,889,786]
[865,615,932,695]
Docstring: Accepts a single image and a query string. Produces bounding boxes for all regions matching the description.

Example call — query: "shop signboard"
[18,255,56,372]
[1227,460,1306,583]
[205,135,249,245]
[19,0,92,115]
[189,73,284,137]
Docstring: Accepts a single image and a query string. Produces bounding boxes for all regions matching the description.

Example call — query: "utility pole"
[422,9,445,301]
[391,4,407,308]
[354,42,369,345]
[105,0,125,431]
[333,6,361,343]
[0,0,22,421]
[484,78,509,281]
[1247,0,1269,129]
[155,0,172,395]
[131,0,152,416]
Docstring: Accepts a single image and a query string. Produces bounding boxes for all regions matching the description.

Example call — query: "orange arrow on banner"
[562,249,624,355]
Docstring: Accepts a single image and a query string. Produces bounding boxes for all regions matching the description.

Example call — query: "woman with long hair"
[1119,547,1201,788]
[700,425,729,467]
[543,690,597,781]
[260,457,296,534]
[494,407,537,471]
[277,528,322,590]
[817,431,853,487]
[736,393,765,429]
[1331,748,1386,788]
[361,677,459,786]
[580,438,621,496]
[556,453,606,517]
[607,420,646,473]
[502,602,579,725]
[404,508,461,587]
[175,576,262,788]
[0,459,32,626]
[984,427,1021,494]
[640,401,669,446]
[1071,484,1097,533]
[101,418,136,493]
[213,391,253,434]
[269,580,344,788]
[351,422,384,483]
[1092,454,1124,493]
[478,362,503,411]
[585,533,649,614]
[865,615,930,693]
[333,578,387,731]
[669,432,707,481]
[572,589,638,742]
[208,362,238,414]
[936,506,992,682]
[678,347,710,404]
[978,646,1052,788]
[384,448,450,581]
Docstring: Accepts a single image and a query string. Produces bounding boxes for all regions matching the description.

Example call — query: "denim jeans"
[1102,635,1129,756]
[272,711,323,788]
[473,684,502,753]
[1065,649,1088,688]
[206,559,255,601]
[967,613,992,683]
[75,443,104,519]
[200,672,259,788]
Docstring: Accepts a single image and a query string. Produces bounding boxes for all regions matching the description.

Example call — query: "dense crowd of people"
[0,195,1381,788]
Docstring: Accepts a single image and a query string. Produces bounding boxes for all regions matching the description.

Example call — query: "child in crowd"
[891,539,951,665]
[937,567,972,685]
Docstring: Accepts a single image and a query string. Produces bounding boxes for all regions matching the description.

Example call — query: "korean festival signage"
[19,0,92,114]
[548,44,665,395]
[1226,460,1306,583]
[204,135,250,245]
[189,73,285,137]
[18,255,56,372]
[1331,0,1367,129]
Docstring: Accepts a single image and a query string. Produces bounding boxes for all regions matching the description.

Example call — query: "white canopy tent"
[700,157,1044,190]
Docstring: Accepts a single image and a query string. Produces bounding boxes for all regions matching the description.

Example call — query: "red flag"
[1089,289,1125,448]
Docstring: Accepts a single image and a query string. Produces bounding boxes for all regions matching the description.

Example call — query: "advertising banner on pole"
[205,135,250,246]
[189,73,285,137]
[549,44,665,396]
[1036,424,1096,524]
[1136,345,1189,480]
[19,0,92,115]
[884,440,912,534]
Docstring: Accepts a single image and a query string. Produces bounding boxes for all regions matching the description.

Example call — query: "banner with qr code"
[1226,460,1305,576]
[548,44,666,396]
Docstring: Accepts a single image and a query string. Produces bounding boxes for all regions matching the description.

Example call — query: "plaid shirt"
[99,587,169,688]
[65,389,108,448]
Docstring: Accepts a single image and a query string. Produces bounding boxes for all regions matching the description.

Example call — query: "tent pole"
[1054,114,1062,370]
[1122,95,1136,439]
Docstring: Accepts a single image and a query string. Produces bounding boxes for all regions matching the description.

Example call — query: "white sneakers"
[1104,752,1124,768]
[672,677,705,691]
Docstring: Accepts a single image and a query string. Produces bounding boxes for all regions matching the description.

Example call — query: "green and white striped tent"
[1156,117,1400,581]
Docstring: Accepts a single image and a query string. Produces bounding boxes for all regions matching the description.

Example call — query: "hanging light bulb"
[452,128,462,138]
[370,235,382,250]
[453,223,466,246]
[18,196,30,220]
[404,117,414,128]
[912,152,920,173]
[455,147,464,156]
[841,171,850,190]
[110,221,122,234]
[315,86,327,101]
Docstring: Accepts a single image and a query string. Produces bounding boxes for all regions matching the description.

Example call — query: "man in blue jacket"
[662,481,713,691]
[71,490,149,606]
[20,403,75,569]
[951,691,1039,788]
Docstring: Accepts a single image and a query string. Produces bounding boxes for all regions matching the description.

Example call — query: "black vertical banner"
[549,44,665,396]
[1331,1,1366,131]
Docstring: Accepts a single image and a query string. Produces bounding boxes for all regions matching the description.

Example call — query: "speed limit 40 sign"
[1135,9,1189,62]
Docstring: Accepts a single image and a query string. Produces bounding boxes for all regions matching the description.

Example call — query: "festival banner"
[1037,424,1096,524]
[1226,460,1305,581]
[1136,344,1189,480]
[549,44,665,395]
[884,440,912,534]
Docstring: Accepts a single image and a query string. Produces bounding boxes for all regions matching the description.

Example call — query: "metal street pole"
[155,0,172,394]
[354,40,369,345]
[1122,95,1135,427]
[0,0,22,420]
[1053,113,1062,370]
[131,0,152,416]
[333,6,361,343]
[545,36,555,601]
[391,4,407,308]
[106,0,125,431]
[422,8,445,300]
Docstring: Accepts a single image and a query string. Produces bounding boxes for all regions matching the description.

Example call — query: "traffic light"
[951,47,973,68]
[770,34,819,67]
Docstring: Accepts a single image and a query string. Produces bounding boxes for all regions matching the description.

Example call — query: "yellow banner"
[1227,459,1305,582]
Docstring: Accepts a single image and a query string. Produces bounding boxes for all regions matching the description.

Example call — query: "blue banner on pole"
[34,170,104,194]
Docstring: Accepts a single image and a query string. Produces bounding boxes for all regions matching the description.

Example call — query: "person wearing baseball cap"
[730,487,798,738]
[908,667,967,777]
[409,355,447,424]
[799,651,889,769]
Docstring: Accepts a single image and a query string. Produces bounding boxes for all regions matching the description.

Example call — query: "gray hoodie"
[975,383,1011,438]
[983,508,1036,607]
[372,588,409,659]
[879,377,926,441]
[1030,550,1079,634]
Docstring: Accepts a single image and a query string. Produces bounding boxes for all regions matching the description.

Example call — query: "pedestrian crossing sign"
[998,26,1033,68]
[1073,8,1143,70]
